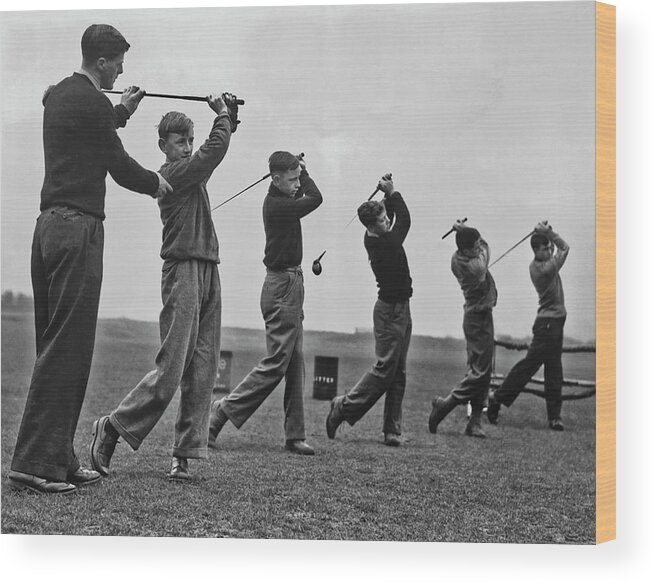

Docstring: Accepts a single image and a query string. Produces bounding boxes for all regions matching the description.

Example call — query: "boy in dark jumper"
[325,174,413,447]
[90,93,237,481]
[207,151,323,455]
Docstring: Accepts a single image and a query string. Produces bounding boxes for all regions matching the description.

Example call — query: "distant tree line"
[1,290,33,313]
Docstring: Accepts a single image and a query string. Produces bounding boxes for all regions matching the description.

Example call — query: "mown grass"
[1,313,595,542]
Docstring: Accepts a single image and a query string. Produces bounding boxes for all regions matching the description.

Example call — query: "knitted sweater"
[530,232,569,318]
[451,239,497,312]
[262,170,323,270]
[157,114,232,262]
[364,192,413,303]
[40,73,159,219]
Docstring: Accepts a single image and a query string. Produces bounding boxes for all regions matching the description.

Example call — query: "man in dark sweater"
[207,151,322,455]
[90,95,236,481]
[8,24,171,495]
[487,221,570,430]
[325,174,413,447]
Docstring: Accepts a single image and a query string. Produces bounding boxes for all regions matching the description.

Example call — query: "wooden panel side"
[595,0,616,545]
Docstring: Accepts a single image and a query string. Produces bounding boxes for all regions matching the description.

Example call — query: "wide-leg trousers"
[494,316,566,421]
[219,268,306,440]
[338,299,412,435]
[110,260,221,459]
[449,309,494,411]
[11,207,103,481]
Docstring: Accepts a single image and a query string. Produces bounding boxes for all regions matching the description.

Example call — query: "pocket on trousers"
[532,319,549,336]
[280,273,300,303]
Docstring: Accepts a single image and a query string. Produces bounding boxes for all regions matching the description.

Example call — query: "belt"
[267,266,302,274]
[43,205,93,218]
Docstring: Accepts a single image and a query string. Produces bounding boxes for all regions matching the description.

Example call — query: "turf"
[1,312,595,542]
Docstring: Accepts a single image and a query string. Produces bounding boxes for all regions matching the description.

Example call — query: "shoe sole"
[168,474,191,481]
[68,474,103,487]
[284,446,315,455]
[428,398,439,434]
[89,417,110,477]
[8,478,77,495]
[465,431,487,438]
[325,398,340,439]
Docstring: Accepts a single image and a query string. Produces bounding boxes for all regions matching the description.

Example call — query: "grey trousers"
[338,299,412,435]
[450,309,494,411]
[219,268,306,440]
[110,260,221,459]
[494,316,566,421]
[11,207,103,481]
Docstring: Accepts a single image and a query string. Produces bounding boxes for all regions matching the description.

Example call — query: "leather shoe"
[8,470,77,495]
[464,417,486,438]
[208,400,228,449]
[428,395,457,434]
[285,440,315,455]
[549,418,564,431]
[325,397,343,439]
[486,394,500,425]
[384,433,401,447]
[168,456,190,481]
[90,415,119,476]
[67,467,102,486]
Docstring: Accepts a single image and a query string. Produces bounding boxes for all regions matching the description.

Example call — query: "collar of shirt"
[77,68,101,91]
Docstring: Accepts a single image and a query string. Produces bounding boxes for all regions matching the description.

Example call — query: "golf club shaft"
[211,153,304,212]
[344,186,383,228]
[103,90,245,105]
[488,231,534,268]
[441,217,468,240]
[211,174,270,212]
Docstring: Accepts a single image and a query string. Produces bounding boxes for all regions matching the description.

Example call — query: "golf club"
[313,173,392,276]
[441,217,468,239]
[312,251,327,275]
[343,173,392,228]
[102,89,245,105]
[488,230,534,268]
[211,153,305,212]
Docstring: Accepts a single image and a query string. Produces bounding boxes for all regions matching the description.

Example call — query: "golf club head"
[312,260,323,276]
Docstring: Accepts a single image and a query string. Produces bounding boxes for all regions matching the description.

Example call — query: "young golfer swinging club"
[325,173,413,447]
[207,151,323,455]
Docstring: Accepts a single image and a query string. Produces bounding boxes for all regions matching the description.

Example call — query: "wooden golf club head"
[312,250,326,275]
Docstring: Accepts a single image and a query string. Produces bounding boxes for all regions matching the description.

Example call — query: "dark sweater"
[157,114,232,263]
[262,170,322,270]
[40,73,159,220]
[364,191,413,303]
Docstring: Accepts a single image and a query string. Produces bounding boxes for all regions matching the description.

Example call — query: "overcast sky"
[0,1,596,341]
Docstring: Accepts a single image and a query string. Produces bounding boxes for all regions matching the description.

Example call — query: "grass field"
[1,312,596,542]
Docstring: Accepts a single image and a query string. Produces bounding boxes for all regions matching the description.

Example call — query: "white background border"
[1,0,651,581]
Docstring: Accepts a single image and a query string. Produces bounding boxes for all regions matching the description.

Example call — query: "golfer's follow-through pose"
[486,221,570,430]
[8,24,171,495]
[325,174,413,447]
[428,222,497,438]
[207,152,323,455]
[90,94,238,481]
